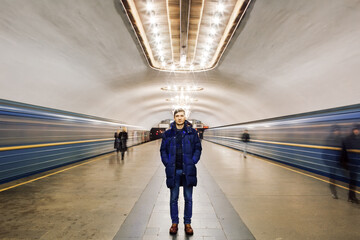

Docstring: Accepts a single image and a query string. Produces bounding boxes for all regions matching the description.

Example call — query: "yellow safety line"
[0,152,112,192]
[0,138,113,151]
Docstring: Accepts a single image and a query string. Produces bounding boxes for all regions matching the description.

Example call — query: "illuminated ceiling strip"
[210,0,251,68]
[121,0,251,72]
[191,0,205,64]
[166,0,174,62]
[120,0,156,66]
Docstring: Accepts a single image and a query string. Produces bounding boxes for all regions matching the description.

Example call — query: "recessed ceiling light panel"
[120,0,252,72]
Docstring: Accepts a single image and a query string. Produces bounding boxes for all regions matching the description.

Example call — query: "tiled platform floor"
[113,161,254,240]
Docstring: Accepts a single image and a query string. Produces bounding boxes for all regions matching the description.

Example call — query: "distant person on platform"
[341,124,360,204]
[241,129,250,158]
[118,127,128,160]
[160,109,202,236]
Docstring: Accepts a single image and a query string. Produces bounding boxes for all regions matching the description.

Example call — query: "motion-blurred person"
[118,127,128,160]
[114,129,121,154]
[322,125,342,199]
[199,130,204,140]
[241,129,250,158]
[341,124,360,204]
[160,109,202,236]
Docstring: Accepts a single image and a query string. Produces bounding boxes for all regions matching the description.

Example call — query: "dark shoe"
[184,224,193,235]
[348,197,359,204]
[169,223,178,235]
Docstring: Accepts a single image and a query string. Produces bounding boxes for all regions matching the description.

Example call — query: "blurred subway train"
[0,99,150,183]
[150,128,166,141]
[204,104,360,187]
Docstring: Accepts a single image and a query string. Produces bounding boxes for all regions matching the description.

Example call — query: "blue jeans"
[170,169,193,224]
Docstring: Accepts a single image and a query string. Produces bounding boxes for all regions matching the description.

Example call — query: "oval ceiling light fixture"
[166,96,198,102]
[120,0,252,73]
[161,86,204,92]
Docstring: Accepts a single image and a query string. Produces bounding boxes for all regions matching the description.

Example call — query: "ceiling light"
[209,27,217,35]
[180,55,186,66]
[156,43,162,50]
[166,97,197,102]
[206,37,214,44]
[153,27,159,34]
[146,2,154,12]
[121,0,252,72]
[213,16,221,25]
[149,15,156,25]
[161,86,204,92]
[154,35,161,43]
[217,3,225,13]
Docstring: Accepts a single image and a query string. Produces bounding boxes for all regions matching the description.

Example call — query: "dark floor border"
[113,165,164,240]
[199,161,256,240]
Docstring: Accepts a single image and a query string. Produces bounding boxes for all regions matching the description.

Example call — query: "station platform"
[0,140,359,240]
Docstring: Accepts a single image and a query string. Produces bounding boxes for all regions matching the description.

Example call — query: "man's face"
[174,111,185,126]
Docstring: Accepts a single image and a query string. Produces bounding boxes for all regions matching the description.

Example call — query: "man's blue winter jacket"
[160,120,202,188]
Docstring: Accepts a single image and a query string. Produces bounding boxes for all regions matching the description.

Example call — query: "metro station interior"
[0,0,359,239]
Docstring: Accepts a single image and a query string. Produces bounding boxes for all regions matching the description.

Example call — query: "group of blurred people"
[323,124,359,204]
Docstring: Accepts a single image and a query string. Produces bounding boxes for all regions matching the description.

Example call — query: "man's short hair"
[174,109,185,117]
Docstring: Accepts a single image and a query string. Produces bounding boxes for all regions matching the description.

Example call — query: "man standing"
[241,129,250,158]
[160,109,202,235]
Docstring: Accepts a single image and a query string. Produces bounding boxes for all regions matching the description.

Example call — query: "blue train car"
[204,105,360,187]
[0,99,149,183]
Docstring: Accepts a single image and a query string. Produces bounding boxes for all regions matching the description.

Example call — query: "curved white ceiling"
[1,0,360,129]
